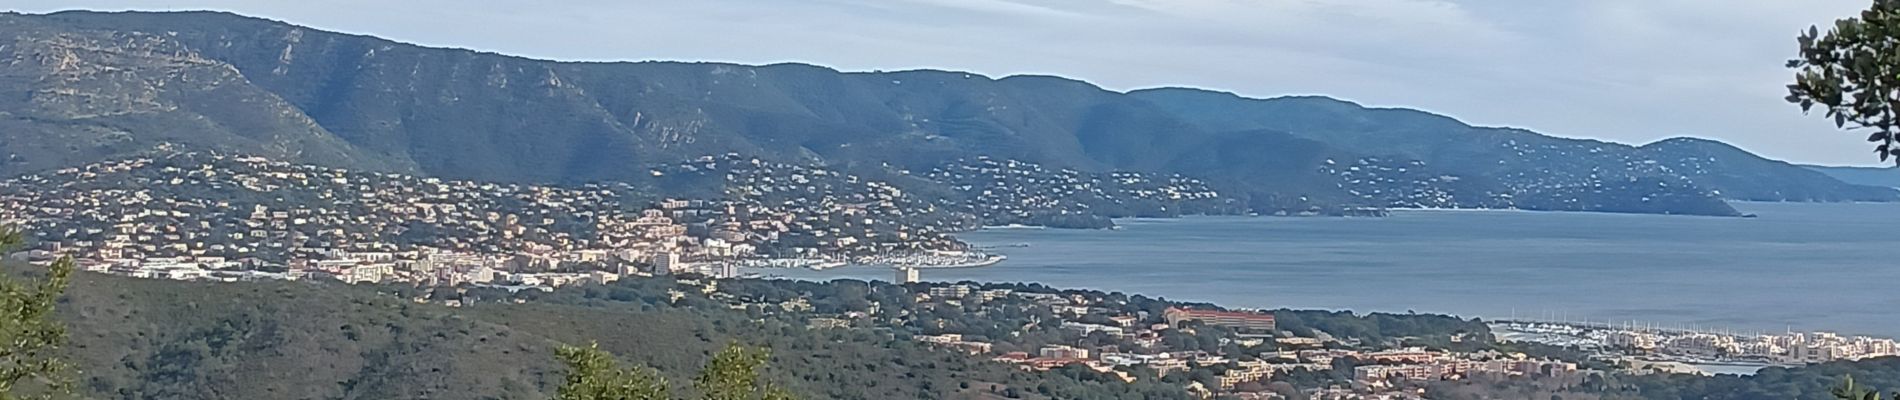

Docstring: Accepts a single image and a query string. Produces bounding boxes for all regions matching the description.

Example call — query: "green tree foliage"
[1834,375,1887,400]
[1787,0,1900,164]
[555,341,794,400]
[693,344,793,400]
[555,342,671,400]
[0,226,74,400]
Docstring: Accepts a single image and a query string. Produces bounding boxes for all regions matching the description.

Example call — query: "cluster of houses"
[921,157,1231,223]
[0,153,989,288]
[1346,348,1580,388]
[867,283,1585,399]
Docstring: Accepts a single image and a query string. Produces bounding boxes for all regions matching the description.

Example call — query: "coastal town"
[0,153,993,288]
[0,152,1235,290]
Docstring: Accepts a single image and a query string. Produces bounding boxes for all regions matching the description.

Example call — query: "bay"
[761,202,1900,337]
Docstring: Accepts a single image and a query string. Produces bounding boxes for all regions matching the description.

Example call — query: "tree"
[554,341,795,400]
[1794,5,1900,391]
[694,343,794,400]
[1833,375,1887,400]
[555,342,671,400]
[0,226,75,400]
[1787,0,1900,164]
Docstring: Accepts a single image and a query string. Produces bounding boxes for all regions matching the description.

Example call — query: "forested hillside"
[41,268,1190,399]
[0,11,1887,216]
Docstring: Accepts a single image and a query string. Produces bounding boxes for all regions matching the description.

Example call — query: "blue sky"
[7,0,1881,165]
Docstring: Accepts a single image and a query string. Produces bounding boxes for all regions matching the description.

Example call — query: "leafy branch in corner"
[1787,0,1900,165]
[0,225,75,400]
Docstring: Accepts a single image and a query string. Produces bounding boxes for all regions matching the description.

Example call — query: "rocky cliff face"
[0,16,405,175]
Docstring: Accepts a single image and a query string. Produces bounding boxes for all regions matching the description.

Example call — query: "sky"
[6,0,1883,166]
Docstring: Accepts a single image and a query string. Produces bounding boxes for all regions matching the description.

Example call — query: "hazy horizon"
[5,1,1890,167]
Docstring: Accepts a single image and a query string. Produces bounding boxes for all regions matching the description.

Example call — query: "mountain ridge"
[0,10,1837,154]
[0,10,1888,217]
[1806,164,1900,189]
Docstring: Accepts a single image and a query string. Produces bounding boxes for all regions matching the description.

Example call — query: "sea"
[760,202,1900,338]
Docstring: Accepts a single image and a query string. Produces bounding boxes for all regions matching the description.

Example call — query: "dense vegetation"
[15,267,1220,399]
[461,278,1207,400]
[0,226,74,400]
[0,255,1524,400]
[555,342,795,400]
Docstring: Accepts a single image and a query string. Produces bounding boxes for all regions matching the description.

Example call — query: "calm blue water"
[764,203,1900,337]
